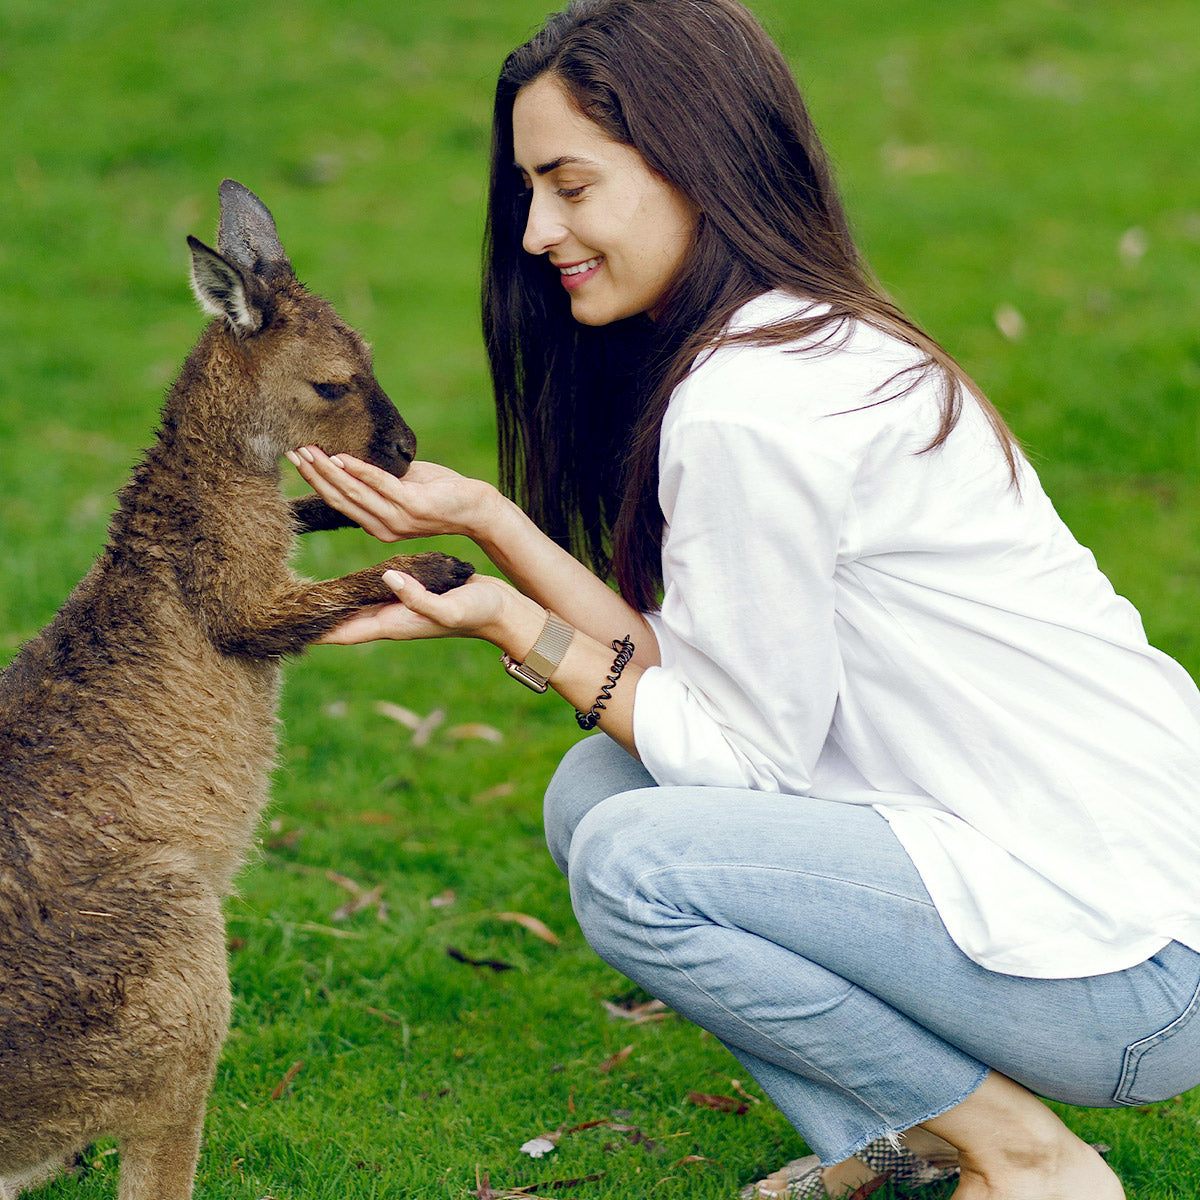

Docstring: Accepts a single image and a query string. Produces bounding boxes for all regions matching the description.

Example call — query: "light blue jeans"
[545,735,1200,1164]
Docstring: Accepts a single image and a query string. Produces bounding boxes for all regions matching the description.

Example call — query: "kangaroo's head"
[186,179,416,477]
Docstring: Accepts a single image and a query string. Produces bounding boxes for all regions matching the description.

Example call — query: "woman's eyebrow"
[514,155,602,176]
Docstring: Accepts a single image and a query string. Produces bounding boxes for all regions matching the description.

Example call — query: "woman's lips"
[557,255,604,290]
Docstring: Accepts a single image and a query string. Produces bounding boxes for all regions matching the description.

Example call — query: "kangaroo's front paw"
[386,552,475,594]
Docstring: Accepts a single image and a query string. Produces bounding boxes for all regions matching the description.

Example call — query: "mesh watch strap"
[502,612,575,692]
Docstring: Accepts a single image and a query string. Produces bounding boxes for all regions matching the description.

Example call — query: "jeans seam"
[634,860,939,913]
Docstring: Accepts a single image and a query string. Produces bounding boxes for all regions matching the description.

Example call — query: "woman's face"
[512,74,698,326]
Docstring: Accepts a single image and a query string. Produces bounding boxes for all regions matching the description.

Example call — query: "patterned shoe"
[858,1138,960,1191]
[738,1155,825,1200]
[739,1138,959,1199]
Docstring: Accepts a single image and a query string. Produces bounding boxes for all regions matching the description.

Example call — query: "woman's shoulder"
[670,289,938,436]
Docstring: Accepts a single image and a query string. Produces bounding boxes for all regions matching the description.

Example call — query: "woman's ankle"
[922,1072,1124,1199]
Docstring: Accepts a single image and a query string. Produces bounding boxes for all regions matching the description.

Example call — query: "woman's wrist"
[475,578,549,655]
[468,485,531,560]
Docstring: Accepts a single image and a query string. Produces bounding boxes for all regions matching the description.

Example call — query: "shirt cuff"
[633,665,762,789]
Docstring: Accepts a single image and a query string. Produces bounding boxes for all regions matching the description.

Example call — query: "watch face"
[502,654,549,693]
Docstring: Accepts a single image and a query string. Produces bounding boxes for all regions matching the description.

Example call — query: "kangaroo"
[0,180,474,1199]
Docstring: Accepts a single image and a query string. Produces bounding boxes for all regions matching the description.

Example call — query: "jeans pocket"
[1114,972,1200,1105]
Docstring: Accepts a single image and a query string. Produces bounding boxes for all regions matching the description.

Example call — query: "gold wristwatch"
[501,611,575,693]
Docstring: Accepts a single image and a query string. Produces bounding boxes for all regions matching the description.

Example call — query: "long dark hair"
[483,0,1017,612]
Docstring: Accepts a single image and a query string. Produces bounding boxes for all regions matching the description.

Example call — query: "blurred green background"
[1,0,1199,1196]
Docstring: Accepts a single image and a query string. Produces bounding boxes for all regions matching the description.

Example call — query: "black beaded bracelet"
[575,636,636,731]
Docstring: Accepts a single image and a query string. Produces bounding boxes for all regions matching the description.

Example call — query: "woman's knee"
[565,788,665,964]
[543,734,654,875]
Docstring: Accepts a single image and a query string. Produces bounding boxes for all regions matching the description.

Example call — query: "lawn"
[1,0,1199,1196]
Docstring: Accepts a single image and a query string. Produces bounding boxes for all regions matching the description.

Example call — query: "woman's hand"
[319,570,512,646]
[285,446,496,544]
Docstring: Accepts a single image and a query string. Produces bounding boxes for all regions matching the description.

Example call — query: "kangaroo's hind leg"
[113,915,231,1200]
[0,1156,78,1199]
[116,1101,208,1200]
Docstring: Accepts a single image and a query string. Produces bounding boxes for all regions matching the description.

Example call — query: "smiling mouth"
[558,255,603,277]
[557,255,604,292]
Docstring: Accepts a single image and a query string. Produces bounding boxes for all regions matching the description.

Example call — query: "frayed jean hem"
[824,1064,991,1166]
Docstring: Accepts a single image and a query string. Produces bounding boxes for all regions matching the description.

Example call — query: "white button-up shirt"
[633,290,1200,978]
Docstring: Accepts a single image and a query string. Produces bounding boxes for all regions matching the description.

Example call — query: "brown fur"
[0,181,473,1199]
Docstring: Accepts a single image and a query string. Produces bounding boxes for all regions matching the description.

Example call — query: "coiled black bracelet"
[575,636,636,730]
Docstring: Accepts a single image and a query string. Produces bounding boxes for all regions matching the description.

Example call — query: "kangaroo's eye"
[311,382,349,401]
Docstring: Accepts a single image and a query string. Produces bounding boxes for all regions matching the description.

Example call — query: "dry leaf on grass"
[411,709,445,746]
[596,1045,633,1072]
[374,701,445,745]
[494,911,560,945]
[476,1164,498,1200]
[687,1090,749,1115]
[324,869,386,922]
[331,884,384,922]
[429,888,457,908]
[446,722,505,743]
[374,701,424,728]
[601,1124,662,1156]
[474,782,516,803]
[265,826,302,850]
[519,1136,559,1159]
[520,1116,665,1163]
[477,1163,605,1200]
[602,997,668,1023]
[848,1177,890,1200]
[268,1060,303,1101]
[447,945,515,972]
[363,1006,404,1026]
[729,1079,762,1105]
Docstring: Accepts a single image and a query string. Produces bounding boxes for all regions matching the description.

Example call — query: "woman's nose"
[522,191,565,257]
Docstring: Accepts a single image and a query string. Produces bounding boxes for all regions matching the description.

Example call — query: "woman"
[287,1,1200,1196]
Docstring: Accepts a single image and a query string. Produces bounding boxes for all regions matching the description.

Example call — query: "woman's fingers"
[381,571,506,638]
[286,445,478,543]
[285,447,405,541]
[326,452,405,494]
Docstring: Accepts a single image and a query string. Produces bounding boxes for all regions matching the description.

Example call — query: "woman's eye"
[311,382,349,401]
[556,185,586,199]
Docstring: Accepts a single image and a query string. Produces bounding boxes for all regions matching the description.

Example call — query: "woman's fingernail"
[298,446,315,463]
[382,569,405,590]
[284,450,300,466]
[330,455,345,469]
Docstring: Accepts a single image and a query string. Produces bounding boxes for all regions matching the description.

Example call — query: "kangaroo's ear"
[216,179,292,277]
[188,236,267,336]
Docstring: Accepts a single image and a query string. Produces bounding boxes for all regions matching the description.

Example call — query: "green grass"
[2,0,1199,1196]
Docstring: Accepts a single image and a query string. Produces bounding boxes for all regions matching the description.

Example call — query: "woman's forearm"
[468,485,660,670]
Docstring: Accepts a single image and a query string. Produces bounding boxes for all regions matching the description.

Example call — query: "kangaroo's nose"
[395,422,417,465]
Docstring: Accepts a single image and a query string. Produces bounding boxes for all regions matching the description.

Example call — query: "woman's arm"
[286,446,660,667]
[318,567,643,758]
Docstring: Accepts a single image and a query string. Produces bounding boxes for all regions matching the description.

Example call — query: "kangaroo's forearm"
[289,495,357,534]
[207,553,474,657]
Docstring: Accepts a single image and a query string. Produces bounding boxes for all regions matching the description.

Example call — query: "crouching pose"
[290,2,1200,1196]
